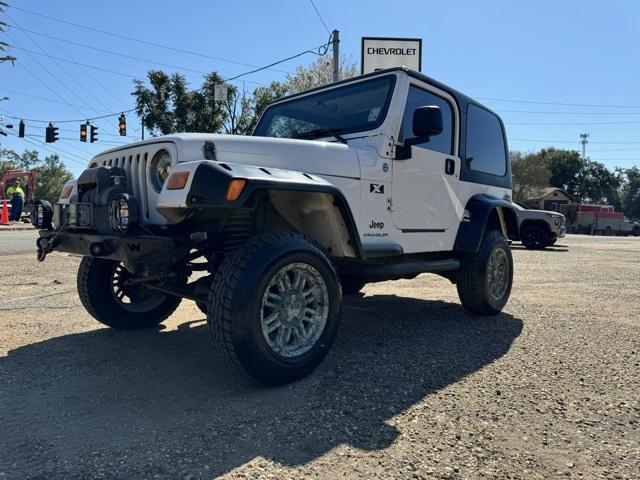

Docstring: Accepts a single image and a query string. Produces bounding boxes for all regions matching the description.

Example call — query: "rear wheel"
[521,224,549,249]
[77,257,182,329]
[208,232,342,385]
[457,229,513,315]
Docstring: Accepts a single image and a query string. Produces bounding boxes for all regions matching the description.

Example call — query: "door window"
[465,104,507,176]
[400,86,454,155]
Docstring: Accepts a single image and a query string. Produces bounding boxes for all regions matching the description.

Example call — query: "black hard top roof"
[271,66,493,115]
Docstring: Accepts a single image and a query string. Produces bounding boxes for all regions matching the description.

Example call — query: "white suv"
[34,67,519,385]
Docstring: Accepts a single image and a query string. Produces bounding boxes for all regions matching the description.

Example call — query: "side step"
[342,258,460,281]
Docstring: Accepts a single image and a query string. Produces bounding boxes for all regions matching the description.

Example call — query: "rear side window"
[465,104,507,176]
[400,85,453,155]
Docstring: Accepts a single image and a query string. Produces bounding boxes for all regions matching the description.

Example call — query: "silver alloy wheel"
[111,263,166,312]
[260,262,329,358]
[487,247,509,301]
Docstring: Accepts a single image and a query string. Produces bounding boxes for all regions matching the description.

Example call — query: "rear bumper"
[37,230,176,265]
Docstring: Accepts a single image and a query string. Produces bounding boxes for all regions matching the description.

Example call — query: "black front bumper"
[37,230,177,265]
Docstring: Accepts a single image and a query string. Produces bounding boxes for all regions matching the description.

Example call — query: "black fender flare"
[185,161,364,259]
[454,194,519,253]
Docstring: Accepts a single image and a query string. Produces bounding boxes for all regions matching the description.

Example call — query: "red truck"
[561,204,640,236]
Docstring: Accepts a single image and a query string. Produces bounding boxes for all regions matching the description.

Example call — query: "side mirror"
[396,106,443,160]
[413,106,443,138]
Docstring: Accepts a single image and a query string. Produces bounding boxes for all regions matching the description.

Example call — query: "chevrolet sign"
[361,37,422,74]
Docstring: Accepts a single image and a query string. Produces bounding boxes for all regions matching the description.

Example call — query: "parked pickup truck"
[512,201,566,249]
[32,67,519,385]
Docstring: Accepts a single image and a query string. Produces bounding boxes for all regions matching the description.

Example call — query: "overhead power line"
[480,96,640,109]
[2,126,88,166]
[8,46,142,79]
[4,11,119,132]
[7,25,220,76]
[508,120,640,126]
[0,106,134,124]
[5,3,292,75]
[1,88,112,112]
[509,138,640,144]
[497,109,640,116]
[309,0,331,34]
[18,11,129,109]
[0,36,331,124]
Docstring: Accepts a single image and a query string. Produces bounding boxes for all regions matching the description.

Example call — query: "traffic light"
[118,114,126,136]
[45,122,59,143]
[18,120,24,138]
[80,123,87,142]
[90,125,98,143]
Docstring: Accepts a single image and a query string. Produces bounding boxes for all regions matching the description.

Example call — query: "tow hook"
[36,236,52,262]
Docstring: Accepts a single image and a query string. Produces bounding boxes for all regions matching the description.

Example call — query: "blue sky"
[1,0,639,176]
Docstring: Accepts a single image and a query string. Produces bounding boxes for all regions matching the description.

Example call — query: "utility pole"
[579,133,589,160]
[332,29,340,82]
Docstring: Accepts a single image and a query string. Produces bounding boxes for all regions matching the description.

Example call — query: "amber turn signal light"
[166,171,190,190]
[60,184,73,199]
[226,179,247,201]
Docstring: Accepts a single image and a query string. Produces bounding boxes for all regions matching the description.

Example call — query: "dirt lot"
[1,234,638,479]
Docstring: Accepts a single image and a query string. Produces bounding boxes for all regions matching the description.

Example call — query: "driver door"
[391,84,460,231]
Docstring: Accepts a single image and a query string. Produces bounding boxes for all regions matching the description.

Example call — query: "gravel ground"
[0,234,638,479]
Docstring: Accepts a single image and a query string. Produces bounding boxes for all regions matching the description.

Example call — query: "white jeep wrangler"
[34,68,519,385]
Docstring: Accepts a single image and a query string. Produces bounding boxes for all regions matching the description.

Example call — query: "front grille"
[95,152,150,220]
[90,142,176,225]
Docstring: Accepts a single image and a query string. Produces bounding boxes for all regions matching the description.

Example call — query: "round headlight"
[149,149,172,193]
[108,194,139,233]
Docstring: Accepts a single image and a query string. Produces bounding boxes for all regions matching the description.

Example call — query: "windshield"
[253,75,396,140]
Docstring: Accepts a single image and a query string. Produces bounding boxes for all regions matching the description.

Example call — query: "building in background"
[524,188,575,211]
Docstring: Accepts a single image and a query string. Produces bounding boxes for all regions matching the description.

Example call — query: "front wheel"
[456,229,513,315]
[77,257,182,329]
[207,232,342,385]
[521,224,549,249]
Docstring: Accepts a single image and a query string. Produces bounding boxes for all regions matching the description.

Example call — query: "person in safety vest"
[6,180,25,222]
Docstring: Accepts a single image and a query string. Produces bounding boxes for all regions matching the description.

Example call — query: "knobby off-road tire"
[340,275,367,295]
[77,257,182,330]
[521,224,549,249]
[456,229,513,316]
[207,232,342,385]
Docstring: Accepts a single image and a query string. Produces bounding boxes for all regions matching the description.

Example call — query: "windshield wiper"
[294,128,348,144]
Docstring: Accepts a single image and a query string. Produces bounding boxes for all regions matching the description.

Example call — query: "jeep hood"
[93,133,360,179]
[205,135,360,179]
[525,209,564,217]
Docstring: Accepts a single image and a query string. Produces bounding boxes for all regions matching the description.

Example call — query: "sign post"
[361,37,422,74]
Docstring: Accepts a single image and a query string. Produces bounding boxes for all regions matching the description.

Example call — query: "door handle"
[445,158,455,175]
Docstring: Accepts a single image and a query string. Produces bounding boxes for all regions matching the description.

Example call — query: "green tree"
[1,149,72,204]
[33,154,73,204]
[0,148,40,171]
[537,148,584,199]
[578,160,622,207]
[285,54,358,93]
[510,150,551,201]
[133,71,239,136]
[618,167,640,220]
[131,54,358,137]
